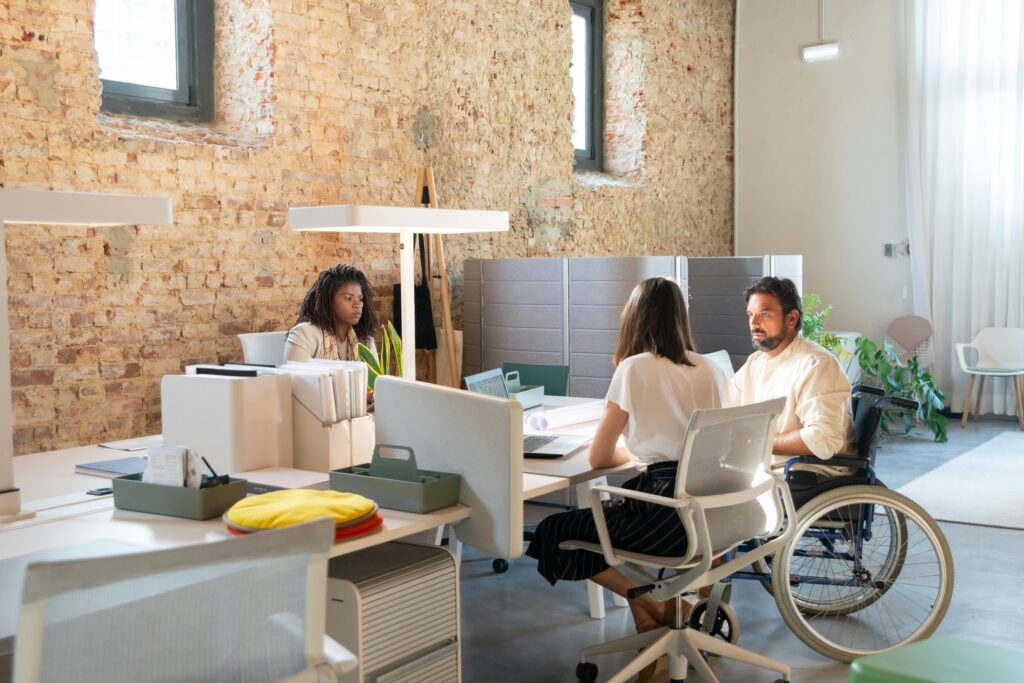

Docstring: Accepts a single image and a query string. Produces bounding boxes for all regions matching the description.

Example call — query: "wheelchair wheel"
[772,486,953,662]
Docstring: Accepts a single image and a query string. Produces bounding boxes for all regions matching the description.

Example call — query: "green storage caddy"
[112,473,248,520]
[330,444,461,514]
[849,636,1024,683]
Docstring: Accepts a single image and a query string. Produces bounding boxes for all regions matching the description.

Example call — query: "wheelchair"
[693,386,955,663]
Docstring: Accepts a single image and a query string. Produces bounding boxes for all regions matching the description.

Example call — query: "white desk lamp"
[0,189,173,522]
[288,204,509,381]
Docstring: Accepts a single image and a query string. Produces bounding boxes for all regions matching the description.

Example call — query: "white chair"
[13,518,355,683]
[955,327,1024,429]
[700,349,735,381]
[239,330,289,365]
[561,398,796,683]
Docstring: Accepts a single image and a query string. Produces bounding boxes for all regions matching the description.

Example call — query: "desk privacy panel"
[463,255,801,398]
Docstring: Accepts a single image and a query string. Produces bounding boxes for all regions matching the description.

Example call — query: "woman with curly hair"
[284,264,380,362]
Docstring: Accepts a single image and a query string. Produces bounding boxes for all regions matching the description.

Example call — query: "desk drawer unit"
[327,542,460,683]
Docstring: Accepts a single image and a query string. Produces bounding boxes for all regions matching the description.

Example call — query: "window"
[570,0,604,171]
[95,0,213,121]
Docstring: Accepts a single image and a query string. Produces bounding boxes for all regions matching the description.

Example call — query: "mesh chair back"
[501,362,570,396]
[15,519,334,683]
[674,398,786,553]
[238,331,289,365]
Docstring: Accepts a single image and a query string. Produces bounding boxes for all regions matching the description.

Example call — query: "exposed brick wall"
[1,0,734,454]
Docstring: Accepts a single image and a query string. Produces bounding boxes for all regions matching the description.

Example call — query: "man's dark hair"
[743,276,803,328]
[296,264,379,343]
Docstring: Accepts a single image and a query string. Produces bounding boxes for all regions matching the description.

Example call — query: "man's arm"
[773,429,814,456]
[788,358,853,459]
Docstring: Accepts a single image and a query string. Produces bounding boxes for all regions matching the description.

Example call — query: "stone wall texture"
[0,0,735,454]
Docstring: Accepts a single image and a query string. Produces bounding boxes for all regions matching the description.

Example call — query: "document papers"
[525,400,604,431]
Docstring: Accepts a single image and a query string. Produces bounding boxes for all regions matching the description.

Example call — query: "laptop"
[464,368,590,459]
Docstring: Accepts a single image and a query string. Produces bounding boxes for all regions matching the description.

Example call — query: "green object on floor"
[849,636,1024,683]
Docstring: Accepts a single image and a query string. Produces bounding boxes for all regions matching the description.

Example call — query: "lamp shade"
[289,204,509,234]
[0,189,173,225]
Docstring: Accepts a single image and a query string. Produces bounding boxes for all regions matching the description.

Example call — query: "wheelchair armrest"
[876,396,919,411]
[851,384,884,396]
[787,455,867,471]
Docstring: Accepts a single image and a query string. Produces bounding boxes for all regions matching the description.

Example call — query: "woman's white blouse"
[605,352,727,465]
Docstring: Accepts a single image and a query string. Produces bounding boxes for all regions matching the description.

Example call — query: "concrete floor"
[458,417,1024,682]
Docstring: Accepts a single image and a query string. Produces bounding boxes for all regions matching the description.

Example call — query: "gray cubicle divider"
[568,256,677,398]
[373,376,524,560]
[462,257,567,380]
[463,255,801,397]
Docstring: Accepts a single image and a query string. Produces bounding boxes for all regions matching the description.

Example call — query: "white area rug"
[898,431,1024,530]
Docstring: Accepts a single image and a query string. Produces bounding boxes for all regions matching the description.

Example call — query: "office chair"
[501,362,570,396]
[13,518,355,683]
[238,330,289,365]
[560,398,796,683]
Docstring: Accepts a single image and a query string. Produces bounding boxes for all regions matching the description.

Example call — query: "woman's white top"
[284,322,377,362]
[606,351,727,465]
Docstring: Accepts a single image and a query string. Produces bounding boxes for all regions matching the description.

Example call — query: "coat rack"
[414,168,459,387]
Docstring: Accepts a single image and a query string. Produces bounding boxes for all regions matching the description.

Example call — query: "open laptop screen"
[464,368,509,399]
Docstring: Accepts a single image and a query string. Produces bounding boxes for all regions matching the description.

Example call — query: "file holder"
[504,370,544,410]
[112,474,247,520]
[292,397,375,472]
[330,444,460,514]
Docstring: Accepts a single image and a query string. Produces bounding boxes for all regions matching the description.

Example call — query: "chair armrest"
[851,384,884,396]
[955,343,975,373]
[589,484,691,509]
[323,635,358,674]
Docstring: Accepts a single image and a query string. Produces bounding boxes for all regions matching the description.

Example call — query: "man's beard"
[751,328,787,352]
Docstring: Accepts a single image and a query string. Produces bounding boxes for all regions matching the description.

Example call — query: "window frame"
[99,0,214,121]
[570,0,604,172]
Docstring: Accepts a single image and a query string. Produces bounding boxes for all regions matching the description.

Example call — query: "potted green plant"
[356,321,404,390]
[853,337,948,443]
[801,293,843,355]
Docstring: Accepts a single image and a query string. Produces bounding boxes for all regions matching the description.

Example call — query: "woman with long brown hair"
[525,277,726,673]
[284,264,380,362]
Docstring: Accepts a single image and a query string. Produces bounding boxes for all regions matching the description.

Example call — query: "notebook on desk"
[75,456,148,478]
[464,368,589,459]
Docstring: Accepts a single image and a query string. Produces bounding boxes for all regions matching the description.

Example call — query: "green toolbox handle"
[368,443,420,482]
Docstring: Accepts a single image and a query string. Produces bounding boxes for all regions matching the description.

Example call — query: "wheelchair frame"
[689,387,955,663]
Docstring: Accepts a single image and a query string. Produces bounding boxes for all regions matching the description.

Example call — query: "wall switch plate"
[884,243,894,257]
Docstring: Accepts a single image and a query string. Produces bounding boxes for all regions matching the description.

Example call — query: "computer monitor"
[463,368,509,399]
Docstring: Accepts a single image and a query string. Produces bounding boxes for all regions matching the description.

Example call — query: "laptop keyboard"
[523,434,558,451]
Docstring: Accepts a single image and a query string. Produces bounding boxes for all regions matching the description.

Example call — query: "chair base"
[578,611,790,683]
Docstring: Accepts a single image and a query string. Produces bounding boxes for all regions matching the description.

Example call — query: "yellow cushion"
[225,489,376,531]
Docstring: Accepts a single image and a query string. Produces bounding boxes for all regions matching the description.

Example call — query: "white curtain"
[906,0,1024,416]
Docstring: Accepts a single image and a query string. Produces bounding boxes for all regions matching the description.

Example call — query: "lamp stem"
[399,229,416,380]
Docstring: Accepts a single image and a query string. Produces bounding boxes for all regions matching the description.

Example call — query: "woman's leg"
[588,566,671,632]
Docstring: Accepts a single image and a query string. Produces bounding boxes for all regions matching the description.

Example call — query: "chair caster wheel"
[576,661,598,681]
[492,558,509,573]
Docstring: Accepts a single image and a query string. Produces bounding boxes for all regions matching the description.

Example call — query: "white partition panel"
[373,377,524,559]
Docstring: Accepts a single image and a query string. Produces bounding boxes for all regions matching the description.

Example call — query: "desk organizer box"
[505,370,544,410]
[112,473,248,520]
[330,444,461,514]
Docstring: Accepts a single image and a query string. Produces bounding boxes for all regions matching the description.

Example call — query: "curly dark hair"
[295,264,379,343]
[742,276,803,328]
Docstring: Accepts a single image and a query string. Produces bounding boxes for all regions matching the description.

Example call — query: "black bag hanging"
[392,234,438,350]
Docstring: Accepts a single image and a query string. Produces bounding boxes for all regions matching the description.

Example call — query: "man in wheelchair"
[729,276,865,506]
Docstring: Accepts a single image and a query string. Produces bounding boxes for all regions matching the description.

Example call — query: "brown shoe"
[657,595,695,628]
